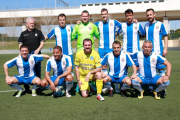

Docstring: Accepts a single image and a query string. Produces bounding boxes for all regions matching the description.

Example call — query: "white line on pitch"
[0,90,18,93]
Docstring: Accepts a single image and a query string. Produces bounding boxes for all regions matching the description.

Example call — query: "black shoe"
[24,84,30,94]
[108,89,113,97]
[160,90,167,97]
[146,88,153,94]
[120,90,127,97]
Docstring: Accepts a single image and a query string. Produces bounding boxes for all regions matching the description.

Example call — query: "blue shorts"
[15,75,37,85]
[130,54,139,67]
[50,75,65,86]
[138,74,161,86]
[98,48,113,59]
[109,75,127,84]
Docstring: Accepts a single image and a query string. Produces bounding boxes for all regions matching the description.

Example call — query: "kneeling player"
[3,45,50,97]
[41,46,73,98]
[101,41,137,97]
[131,40,171,99]
[75,39,104,101]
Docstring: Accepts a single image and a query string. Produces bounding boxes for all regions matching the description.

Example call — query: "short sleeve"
[65,56,72,67]
[95,53,101,68]
[18,32,24,44]
[33,55,43,62]
[139,24,145,35]
[74,52,80,66]
[101,54,108,66]
[47,28,55,39]
[6,57,17,68]
[157,55,166,64]
[39,30,45,42]
[114,20,122,34]
[126,54,134,67]
[46,59,51,72]
[160,23,168,36]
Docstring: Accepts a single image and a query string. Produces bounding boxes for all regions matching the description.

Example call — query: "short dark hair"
[101,8,108,14]
[53,46,62,52]
[125,9,133,15]
[81,10,89,16]
[58,13,66,20]
[146,8,155,13]
[20,44,29,51]
[83,38,92,45]
[112,41,121,48]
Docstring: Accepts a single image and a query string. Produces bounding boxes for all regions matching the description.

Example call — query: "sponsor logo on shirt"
[89,26,92,30]
[90,56,94,60]
[24,34,29,36]
[35,33,38,36]
[151,58,155,63]
[156,25,159,29]
[121,57,125,62]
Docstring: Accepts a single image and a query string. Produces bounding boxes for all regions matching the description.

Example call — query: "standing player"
[144,8,168,92]
[18,17,45,94]
[71,10,100,52]
[41,46,73,98]
[101,41,137,97]
[94,8,122,94]
[75,39,104,101]
[3,45,50,97]
[131,40,171,99]
[45,13,74,69]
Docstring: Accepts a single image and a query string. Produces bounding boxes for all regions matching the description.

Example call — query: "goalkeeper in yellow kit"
[75,39,104,101]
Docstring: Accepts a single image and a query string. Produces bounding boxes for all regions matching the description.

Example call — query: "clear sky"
[0,0,179,35]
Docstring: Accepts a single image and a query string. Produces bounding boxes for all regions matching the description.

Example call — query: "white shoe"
[97,94,105,101]
[32,89,37,97]
[115,88,120,94]
[15,89,23,97]
[66,90,71,98]
[102,87,108,93]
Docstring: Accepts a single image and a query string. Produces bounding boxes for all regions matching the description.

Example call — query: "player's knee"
[82,94,88,98]
[95,72,102,79]
[66,75,73,82]
[126,80,131,86]
[41,80,47,87]
[36,80,41,86]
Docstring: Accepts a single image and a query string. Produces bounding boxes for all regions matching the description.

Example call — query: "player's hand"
[54,78,60,87]
[85,73,91,82]
[102,73,107,78]
[5,76,11,84]
[163,49,168,56]
[50,84,56,92]
[133,19,138,23]
[34,49,39,54]
[131,74,137,79]
[77,20,81,24]
[162,75,169,83]
[78,80,84,85]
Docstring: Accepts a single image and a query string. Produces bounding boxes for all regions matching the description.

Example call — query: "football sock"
[96,79,103,94]
[155,81,170,92]
[132,80,142,92]
[102,68,108,75]
[32,85,39,90]
[44,85,51,90]
[66,80,74,91]
[9,84,23,91]
[104,82,113,90]
[115,83,119,90]
[121,83,130,90]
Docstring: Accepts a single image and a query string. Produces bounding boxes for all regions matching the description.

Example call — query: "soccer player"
[131,40,171,99]
[3,45,50,97]
[45,13,74,68]
[144,8,168,93]
[94,8,122,94]
[41,46,73,98]
[18,17,45,93]
[71,10,100,52]
[75,39,104,101]
[101,41,137,97]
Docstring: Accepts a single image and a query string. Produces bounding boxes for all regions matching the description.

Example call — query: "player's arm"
[45,71,55,92]
[163,35,168,56]
[34,31,45,54]
[126,53,137,79]
[71,25,78,41]
[94,25,100,40]
[44,29,55,41]
[139,24,145,36]
[115,20,122,35]
[85,67,101,82]
[41,54,50,59]
[163,59,172,82]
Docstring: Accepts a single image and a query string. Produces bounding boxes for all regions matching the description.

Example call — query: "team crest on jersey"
[68,28,70,32]
[134,26,137,29]
[63,61,66,65]
[151,58,155,63]
[35,33,38,36]
[121,57,125,62]
[30,60,34,64]
[156,25,159,29]
[89,26,92,30]
[90,56,94,60]
[110,22,113,26]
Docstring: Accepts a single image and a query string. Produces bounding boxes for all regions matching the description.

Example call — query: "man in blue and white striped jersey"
[131,40,171,99]
[101,41,137,97]
[41,46,73,98]
[45,13,74,68]
[3,45,50,97]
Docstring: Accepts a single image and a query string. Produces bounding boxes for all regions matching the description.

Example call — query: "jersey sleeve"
[95,53,101,68]
[6,57,17,68]
[46,59,51,72]
[139,24,145,35]
[126,54,135,67]
[71,25,78,41]
[18,32,24,44]
[65,56,72,67]
[101,54,108,66]
[94,22,99,27]
[160,23,168,36]
[33,55,43,62]
[47,28,55,39]
[74,52,80,66]
[157,55,166,64]
[114,20,122,34]
[94,25,100,40]
[39,30,45,42]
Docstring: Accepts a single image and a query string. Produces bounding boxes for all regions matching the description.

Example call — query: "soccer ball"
[54,86,65,97]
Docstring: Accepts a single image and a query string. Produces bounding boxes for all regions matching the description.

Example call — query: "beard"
[148,17,154,22]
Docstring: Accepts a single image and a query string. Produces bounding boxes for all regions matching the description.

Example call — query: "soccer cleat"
[115,88,120,94]
[108,89,113,97]
[15,89,23,97]
[153,91,161,100]
[138,90,144,99]
[102,87,108,94]
[120,90,127,97]
[76,85,80,92]
[97,94,105,101]
[66,90,71,98]
[160,90,167,97]
[32,89,37,97]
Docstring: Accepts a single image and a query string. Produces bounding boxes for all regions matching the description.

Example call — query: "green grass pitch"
[0,51,180,120]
